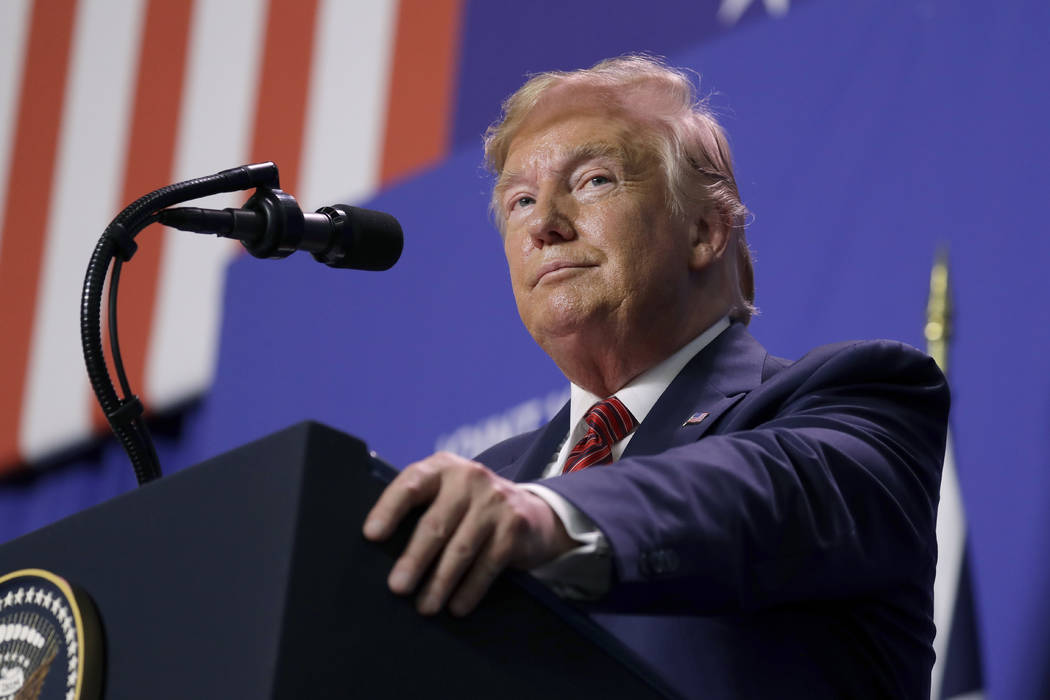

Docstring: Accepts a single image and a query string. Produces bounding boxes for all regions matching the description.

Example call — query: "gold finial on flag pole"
[925,246,952,374]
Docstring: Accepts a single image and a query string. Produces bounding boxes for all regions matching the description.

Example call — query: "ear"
[687,208,731,272]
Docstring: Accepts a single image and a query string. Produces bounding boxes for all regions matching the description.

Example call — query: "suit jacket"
[476,324,949,699]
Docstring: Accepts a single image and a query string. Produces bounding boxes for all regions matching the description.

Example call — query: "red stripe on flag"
[379,0,464,186]
[91,0,194,431]
[249,0,320,193]
[0,0,78,471]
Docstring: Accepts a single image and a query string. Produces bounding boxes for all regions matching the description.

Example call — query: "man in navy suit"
[364,56,948,697]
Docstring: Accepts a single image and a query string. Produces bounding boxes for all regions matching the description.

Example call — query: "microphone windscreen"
[315,204,403,271]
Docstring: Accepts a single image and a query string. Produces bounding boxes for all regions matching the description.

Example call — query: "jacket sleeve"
[538,340,949,615]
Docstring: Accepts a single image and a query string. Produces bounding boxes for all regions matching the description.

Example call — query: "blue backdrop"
[3,1,1048,697]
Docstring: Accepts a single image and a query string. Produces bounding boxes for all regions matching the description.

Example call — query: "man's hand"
[363,452,576,616]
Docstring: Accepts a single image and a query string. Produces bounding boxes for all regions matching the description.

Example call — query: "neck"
[543,303,728,397]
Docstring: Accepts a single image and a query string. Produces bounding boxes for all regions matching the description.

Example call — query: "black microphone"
[159,187,403,271]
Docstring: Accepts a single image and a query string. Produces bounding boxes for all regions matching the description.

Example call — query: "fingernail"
[363,519,383,539]
[389,568,411,593]
[418,593,440,616]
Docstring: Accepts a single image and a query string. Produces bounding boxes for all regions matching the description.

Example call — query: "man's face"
[499,109,699,352]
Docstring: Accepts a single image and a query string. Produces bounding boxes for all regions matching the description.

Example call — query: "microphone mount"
[81,162,402,486]
[159,187,402,271]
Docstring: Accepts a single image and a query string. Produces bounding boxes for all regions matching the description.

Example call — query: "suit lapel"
[500,325,768,478]
[495,400,570,482]
[624,323,768,457]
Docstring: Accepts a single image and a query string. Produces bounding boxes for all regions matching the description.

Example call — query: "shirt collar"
[566,316,731,438]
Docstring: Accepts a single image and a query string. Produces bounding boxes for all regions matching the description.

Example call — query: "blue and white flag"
[932,433,984,700]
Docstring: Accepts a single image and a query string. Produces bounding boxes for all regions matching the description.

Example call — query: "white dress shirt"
[522,317,731,598]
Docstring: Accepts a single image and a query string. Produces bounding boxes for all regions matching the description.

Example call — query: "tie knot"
[561,396,638,474]
[583,396,638,445]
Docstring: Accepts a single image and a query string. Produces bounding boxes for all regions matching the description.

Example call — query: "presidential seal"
[0,569,101,700]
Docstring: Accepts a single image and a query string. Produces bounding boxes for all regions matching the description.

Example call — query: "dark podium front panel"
[0,422,675,699]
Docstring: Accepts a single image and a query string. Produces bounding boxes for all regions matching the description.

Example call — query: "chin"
[525,312,603,352]
[519,285,610,339]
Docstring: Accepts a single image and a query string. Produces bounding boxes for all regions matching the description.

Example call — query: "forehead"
[506,111,632,165]
[499,110,656,190]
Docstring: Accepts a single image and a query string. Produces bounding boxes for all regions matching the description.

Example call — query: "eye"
[588,175,611,187]
[510,195,535,211]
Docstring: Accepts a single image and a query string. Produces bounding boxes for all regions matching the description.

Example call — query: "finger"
[446,515,522,617]
[363,462,440,541]
[415,512,495,615]
[388,489,471,596]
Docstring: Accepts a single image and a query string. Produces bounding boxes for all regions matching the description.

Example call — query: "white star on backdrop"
[717,0,791,25]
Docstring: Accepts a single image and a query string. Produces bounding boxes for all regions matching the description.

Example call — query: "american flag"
[0,0,462,473]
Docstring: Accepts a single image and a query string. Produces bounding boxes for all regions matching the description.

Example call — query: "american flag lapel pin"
[682,412,709,426]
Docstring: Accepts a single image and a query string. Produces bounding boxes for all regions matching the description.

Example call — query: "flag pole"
[925,247,984,700]
[925,246,952,374]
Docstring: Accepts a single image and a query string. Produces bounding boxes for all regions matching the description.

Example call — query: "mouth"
[532,259,597,287]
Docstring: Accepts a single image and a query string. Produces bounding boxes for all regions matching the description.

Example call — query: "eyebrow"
[495,140,632,201]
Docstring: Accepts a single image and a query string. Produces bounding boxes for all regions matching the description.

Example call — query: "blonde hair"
[483,55,755,323]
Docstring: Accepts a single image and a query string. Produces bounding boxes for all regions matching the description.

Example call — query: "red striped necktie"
[562,397,638,474]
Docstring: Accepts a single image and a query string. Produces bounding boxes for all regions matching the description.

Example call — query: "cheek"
[504,236,542,308]
[503,234,526,282]
[582,202,651,259]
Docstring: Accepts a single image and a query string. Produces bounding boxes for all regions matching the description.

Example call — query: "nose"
[526,194,576,248]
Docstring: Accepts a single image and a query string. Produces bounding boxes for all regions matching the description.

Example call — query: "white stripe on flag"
[20,0,148,462]
[298,0,399,210]
[931,432,966,699]
[0,0,31,257]
[144,0,269,410]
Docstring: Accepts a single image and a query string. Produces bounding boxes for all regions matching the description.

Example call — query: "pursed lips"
[531,259,597,287]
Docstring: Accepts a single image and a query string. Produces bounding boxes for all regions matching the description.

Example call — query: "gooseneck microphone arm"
[81,162,403,486]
